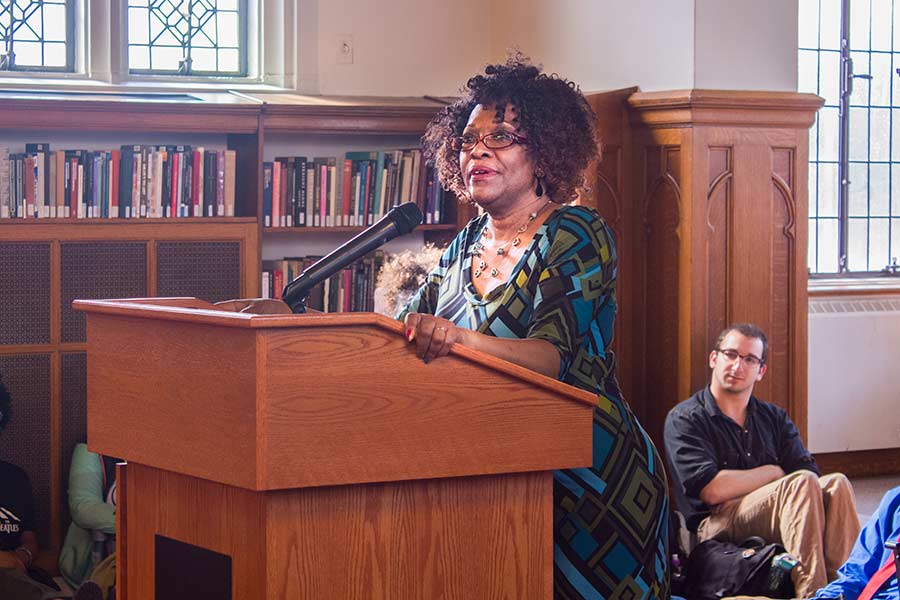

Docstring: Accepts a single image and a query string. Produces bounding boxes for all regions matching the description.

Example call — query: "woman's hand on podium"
[403,312,467,364]
[214,298,294,315]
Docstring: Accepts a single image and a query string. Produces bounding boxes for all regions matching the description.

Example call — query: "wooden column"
[583,90,822,450]
[624,90,823,448]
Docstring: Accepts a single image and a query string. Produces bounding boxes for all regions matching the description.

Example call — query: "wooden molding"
[0,95,260,133]
[617,88,817,448]
[628,89,825,129]
[815,448,900,478]
[809,278,900,297]
[258,94,447,134]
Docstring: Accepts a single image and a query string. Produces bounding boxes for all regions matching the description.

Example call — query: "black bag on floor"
[683,536,796,600]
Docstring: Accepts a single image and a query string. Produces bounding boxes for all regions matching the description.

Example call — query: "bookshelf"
[0,90,469,557]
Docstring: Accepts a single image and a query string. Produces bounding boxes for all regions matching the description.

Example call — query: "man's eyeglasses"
[716,348,764,368]
[451,131,529,151]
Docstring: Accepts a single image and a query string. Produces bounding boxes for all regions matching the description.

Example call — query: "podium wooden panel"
[75,298,596,600]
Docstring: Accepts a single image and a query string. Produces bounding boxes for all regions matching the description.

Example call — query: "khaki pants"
[697,471,860,598]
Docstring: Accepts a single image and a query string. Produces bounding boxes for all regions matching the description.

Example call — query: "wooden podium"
[73,298,596,600]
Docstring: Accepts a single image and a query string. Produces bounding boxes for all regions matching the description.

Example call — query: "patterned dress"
[401,204,670,599]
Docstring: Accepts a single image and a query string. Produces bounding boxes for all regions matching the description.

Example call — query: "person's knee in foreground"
[810,484,900,600]
[664,323,860,597]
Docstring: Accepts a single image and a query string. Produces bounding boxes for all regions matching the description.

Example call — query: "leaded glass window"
[127,0,247,77]
[801,0,900,274]
[0,0,74,72]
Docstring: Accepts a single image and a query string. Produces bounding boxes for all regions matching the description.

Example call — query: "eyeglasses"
[716,348,764,368]
[451,131,529,151]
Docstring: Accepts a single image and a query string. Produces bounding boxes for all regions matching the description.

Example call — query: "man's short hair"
[0,374,10,432]
[714,323,769,364]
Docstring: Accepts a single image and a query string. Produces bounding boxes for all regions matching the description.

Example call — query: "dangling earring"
[535,178,544,198]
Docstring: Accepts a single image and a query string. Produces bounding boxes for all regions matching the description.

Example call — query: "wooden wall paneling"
[586,88,636,405]
[625,90,822,450]
[59,352,87,545]
[815,448,900,478]
[789,127,811,443]
[631,126,689,443]
[49,349,61,550]
[698,142,732,393]
[147,241,157,297]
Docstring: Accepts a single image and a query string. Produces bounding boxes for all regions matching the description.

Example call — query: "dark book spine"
[182,148,192,217]
[118,146,131,218]
[262,162,273,227]
[137,146,146,218]
[25,143,50,217]
[294,157,306,227]
[205,151,217,218]
[285,160,295,228]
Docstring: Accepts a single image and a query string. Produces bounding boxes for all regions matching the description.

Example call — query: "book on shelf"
[1,143,237,221]
[260,147,448,230]
[261,251,385,312]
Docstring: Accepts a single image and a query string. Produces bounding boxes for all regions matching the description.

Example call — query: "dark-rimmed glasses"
[451,131,529,151]
[716,348,764,368]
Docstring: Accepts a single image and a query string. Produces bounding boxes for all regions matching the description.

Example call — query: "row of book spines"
[0,145,236,220]
[262,149,447,229]
[261,253,383,313]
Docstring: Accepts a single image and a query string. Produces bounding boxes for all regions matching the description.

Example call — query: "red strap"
[857,534,900,600]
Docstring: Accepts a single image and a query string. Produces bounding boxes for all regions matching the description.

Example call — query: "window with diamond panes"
[127,0,247,77]
[801,0,900,274]
[0,0,74,72]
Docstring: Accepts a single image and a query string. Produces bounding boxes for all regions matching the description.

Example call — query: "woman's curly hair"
[422,54,599,204]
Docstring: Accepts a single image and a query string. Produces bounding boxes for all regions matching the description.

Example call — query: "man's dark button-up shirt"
[664,387,820,531]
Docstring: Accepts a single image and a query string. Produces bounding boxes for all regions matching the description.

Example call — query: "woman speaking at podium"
[220,55,670,600]
[400,56,669,600]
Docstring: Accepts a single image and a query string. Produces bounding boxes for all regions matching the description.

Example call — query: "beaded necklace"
[473,201,549,278]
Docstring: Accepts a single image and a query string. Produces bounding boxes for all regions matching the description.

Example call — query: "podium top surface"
[74,297,596,408]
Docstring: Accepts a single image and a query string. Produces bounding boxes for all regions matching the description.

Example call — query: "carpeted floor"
[851,474,899,522]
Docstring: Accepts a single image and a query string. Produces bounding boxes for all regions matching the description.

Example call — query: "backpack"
[683,537,796,600]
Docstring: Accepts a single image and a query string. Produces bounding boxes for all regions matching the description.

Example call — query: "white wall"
[694,0,799,91]
[489,0,695,92]
[309,0,493,96]
[300,0,800,96]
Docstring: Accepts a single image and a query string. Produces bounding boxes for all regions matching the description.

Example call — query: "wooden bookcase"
[0,91,470,555]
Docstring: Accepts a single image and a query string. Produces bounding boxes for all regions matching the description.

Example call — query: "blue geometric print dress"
[401,204,670,599]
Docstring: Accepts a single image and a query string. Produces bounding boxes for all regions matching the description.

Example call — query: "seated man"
[664,323,860,597]
[0,375,60,600]
[812,485,900,600]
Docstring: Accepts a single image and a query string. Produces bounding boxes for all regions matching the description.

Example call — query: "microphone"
[283,202,423,313]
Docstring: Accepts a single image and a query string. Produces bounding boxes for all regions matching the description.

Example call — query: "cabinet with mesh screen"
[0,221,258,552]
